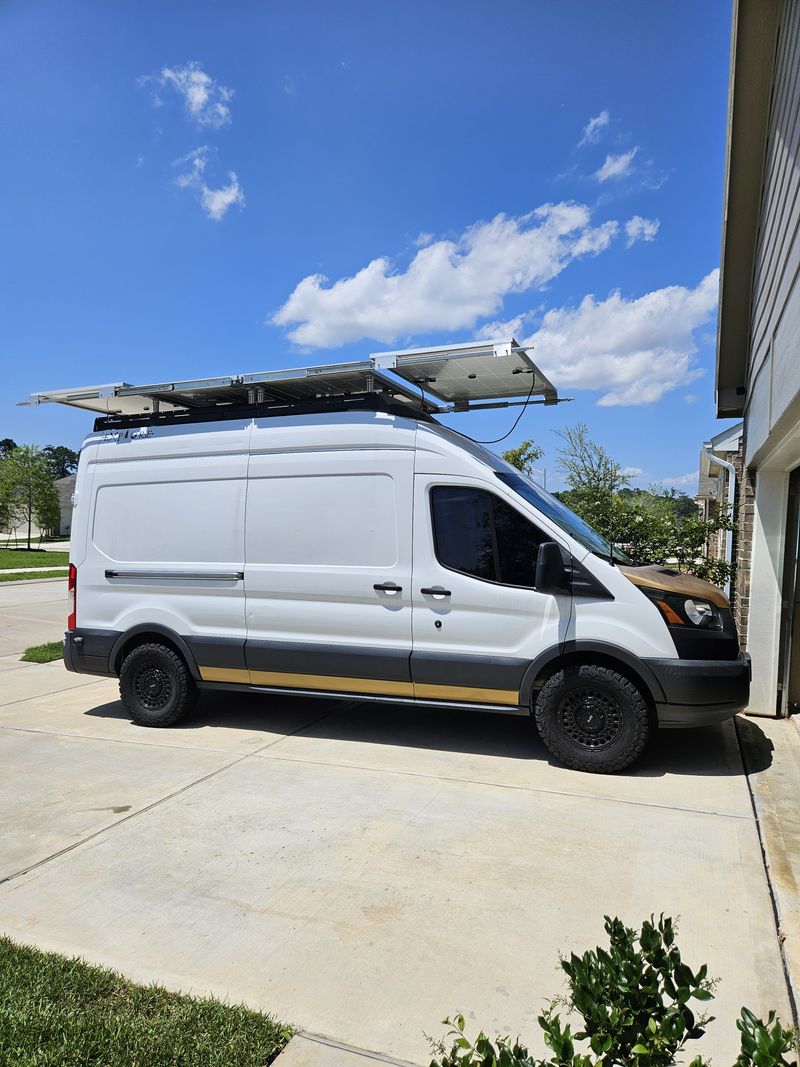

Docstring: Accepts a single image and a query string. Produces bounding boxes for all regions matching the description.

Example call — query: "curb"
[737,714,800,1028]
[0,576,68,587]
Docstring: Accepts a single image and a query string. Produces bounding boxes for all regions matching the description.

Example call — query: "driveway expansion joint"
[252,750,753,822]
[278,1032,423,1066]
[0,703,347,888]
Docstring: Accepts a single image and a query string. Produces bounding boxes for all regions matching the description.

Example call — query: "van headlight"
[684,598,717,627]
[647,591,723,630]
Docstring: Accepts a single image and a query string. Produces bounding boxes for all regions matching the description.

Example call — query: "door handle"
[421,587,451,597]
[373,582,403,593]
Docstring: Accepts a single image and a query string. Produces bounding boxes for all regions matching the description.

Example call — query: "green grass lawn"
[21,641,63,663]
[0,936,292,1067]
[0,570,67,583]
[0,548,69,570]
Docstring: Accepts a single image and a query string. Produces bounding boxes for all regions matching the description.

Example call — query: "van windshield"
[496,470,631,564]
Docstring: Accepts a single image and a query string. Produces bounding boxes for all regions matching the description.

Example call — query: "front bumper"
[644,652,751,728]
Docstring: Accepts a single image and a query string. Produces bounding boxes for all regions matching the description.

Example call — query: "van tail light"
[67,564,77,631]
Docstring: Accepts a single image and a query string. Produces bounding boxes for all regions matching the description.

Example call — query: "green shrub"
[429,916,797,1067]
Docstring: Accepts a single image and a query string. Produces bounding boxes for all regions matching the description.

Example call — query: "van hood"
[618,565,728,609]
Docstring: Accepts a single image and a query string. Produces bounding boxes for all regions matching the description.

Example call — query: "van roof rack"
[21,338,563,429]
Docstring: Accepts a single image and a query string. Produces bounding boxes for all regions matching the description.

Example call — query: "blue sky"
[1,0,734,491]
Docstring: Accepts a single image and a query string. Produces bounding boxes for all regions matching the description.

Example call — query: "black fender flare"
[110,624,201,681]
[519,641,667,708]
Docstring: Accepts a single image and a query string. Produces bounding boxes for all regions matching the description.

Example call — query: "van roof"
[21,339,561,428]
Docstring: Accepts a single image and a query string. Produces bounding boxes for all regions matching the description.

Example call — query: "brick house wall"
[733,453,756,650]
[697,434,753,650]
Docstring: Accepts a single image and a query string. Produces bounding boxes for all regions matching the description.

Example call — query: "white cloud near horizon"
[595,148,638,182]
[625,215,660,246]
[272,203,619,347]
[509,269,719,406]
[661,470,700,488]
[174,147,245,221]
[579,110,610,146]
[141,61,233,128]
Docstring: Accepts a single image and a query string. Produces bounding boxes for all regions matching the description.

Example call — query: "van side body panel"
[77,421,250,652]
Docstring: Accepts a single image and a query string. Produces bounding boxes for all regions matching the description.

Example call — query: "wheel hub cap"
[134,664,171,711]
[559,687,623,749]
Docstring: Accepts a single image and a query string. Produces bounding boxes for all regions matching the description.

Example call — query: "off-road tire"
[119,642,198,727]
[534,664,651,773]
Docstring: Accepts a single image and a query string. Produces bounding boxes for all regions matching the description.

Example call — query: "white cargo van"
[25,340,750,773]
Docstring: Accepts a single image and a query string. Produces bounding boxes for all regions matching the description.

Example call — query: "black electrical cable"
[472,374,538,444]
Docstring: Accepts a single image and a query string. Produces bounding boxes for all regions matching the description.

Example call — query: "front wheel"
[534,664,652,773]
[119,642,198,727]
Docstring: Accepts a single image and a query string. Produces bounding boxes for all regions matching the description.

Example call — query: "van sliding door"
[243,421,415,698]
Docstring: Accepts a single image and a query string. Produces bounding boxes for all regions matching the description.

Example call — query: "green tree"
[504,427,732,585]
[554,423,630,537]
[0,438,16,458]
[502,440,544,479]
[607,485,732,584]
[0,446,60,549]
[42,444,79,479]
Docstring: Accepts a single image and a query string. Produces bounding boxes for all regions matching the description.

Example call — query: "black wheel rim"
[133,662,172,711]
[558,686,624,750]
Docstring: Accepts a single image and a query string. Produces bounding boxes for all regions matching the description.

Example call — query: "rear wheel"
[119,642,198,727]
[534,664,651,773]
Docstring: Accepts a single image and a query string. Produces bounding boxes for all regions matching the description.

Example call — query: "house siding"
[745,0,800,467]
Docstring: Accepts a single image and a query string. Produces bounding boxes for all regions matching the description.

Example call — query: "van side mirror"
[536,541,570,594]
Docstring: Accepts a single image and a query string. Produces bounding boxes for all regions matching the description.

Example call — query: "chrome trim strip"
[105,569,244,581]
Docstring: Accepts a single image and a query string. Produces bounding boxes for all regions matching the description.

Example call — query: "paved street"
[0,635,792,1064]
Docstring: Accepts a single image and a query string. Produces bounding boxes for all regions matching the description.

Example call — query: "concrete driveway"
[0,638,792,1065]
[0,577,67,656]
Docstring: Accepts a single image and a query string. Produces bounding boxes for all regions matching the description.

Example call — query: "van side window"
[430,486,547,588]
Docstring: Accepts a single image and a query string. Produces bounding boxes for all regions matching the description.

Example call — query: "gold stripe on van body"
[248,669,415,697]
[198,666,519,705]
[199,666,251,684]
[413,682,519,705]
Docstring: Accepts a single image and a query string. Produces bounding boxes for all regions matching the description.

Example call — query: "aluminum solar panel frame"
[20,363,442,418]
[371,338,558,408]
[20,383,194,416]
[239,362,438,410]
[19,338,558,421]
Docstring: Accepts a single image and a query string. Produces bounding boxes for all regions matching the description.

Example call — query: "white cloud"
[272,203,619,347]
[414,231,434,248]
[595,148,638,182]
[516,269,719,406]
[625,215,660,247]
[684,393,698,404]
[174,147,245,221]
[661,471,700,488]
[579,110,610,146]
[475,312,537,341]
[621,465,645,478]
[142,61,233,128]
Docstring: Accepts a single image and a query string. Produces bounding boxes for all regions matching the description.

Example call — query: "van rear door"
[83,424,249,662]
